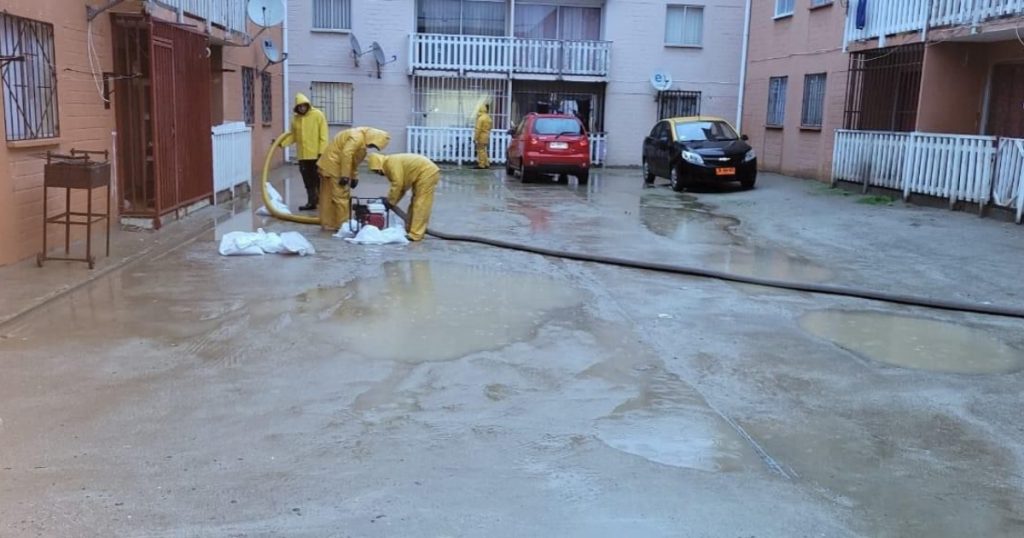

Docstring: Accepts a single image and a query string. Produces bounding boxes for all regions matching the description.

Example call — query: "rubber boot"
[299,190,317,211]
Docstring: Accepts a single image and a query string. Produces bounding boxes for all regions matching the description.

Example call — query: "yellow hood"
[362,128,391,151]
[294,93,311,106]
[368,152,387,172]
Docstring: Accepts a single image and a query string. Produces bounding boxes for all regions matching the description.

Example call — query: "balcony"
[845,0,1024,47]
[154,0,249,34]
[409,33,611,77]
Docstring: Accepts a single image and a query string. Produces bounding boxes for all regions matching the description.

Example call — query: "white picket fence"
[156,0,249,33]
[409,34,611,76]
[211,122,252,200]
[832,130,1024,222]
[407,127,607,167]
[845,0,1024,46]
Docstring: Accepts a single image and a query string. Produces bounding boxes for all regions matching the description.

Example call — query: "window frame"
[312,0,352,32]
[0,13,60,142]
[774,0,795,19]
[241,67,256,126]
[766,76,788,129]
[310,81,354,126]
[801,72,827,130]
[810,0,834,9]
[260,72,273,126]
[664,5,704,48]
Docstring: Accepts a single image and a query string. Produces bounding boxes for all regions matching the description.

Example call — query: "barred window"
[242,67,255,125]
[0,13,59,141]
[775,0,795,17]
[665,6,703,47]
[313,0,352,31]
[310,81,353,125]
[767,76,787,127]
[657,90,701,120]
[261,72,272,125]
[801,73,827,128]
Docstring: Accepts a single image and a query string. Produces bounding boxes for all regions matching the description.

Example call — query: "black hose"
[386,204,1024,320]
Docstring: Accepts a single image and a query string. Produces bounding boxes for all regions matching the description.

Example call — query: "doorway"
[986,63,1024,138]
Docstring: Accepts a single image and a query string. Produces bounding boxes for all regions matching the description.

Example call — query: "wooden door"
[150,36,178,222]
[987,63,1024,138]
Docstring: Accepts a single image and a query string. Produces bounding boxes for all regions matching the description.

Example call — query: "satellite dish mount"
[247,0,286,38]
[370,41,397,79]
[260,37,287,72]
[350,34,373,67]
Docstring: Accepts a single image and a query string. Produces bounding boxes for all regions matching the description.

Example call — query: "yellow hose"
[261,133,321,225]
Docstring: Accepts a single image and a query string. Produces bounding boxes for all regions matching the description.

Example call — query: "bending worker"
[277,93,328,211]
[368,153,440,242]
[316,127,391,231]
[474,104,492,169]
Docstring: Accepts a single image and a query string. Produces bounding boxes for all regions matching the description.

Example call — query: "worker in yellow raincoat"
[474,104,492,169]
[316,127,391,231]
[277,93,329,210]
[368,153,441,241]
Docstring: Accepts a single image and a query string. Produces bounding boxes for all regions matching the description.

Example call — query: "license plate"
[549,142,568,149]
[715,167,736,176]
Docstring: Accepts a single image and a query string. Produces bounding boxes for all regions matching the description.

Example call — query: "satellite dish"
[262,38,281,63]
[370,41,397,79]
[350,34,372,67]
[650,70,673,92]
[247,0,285,28]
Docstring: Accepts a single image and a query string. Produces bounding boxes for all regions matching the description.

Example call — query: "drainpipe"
[282,0,290,162]
[736,0,752,132]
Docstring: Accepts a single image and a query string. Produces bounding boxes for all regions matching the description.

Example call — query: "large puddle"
[297,261,585,362]
[801,310,1024,374]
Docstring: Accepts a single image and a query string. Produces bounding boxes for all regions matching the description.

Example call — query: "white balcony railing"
[832,129,1024,222]
[212,122,252,198]
[407,126,607,167]
[154,0,249,34]
[845,0,1024,46]
[409,34,611,77]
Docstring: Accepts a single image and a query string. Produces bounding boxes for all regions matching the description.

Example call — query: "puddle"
[595,413,757,472]
[298,261,585,362]
[801,310,1024,374]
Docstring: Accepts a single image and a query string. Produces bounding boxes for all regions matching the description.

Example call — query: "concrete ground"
[1,167,1022,537]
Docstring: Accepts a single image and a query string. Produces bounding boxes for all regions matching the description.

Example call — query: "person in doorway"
[368,153,440,241]
[277,93,329,211]
[474,104,493,169]
[316,127,391,231]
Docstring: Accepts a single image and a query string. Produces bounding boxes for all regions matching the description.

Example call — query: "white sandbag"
[255,229,286,254]
[280,231,316,256]
[344,225,410,245]
[257,184,292,216]
[219,231,266,256]
[333,219,360,239]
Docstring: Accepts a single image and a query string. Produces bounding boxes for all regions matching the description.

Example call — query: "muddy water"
[297,261,584,362]
[801,310,1024,374]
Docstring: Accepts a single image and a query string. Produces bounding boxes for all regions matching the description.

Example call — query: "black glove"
[350,178,359,189]
[338,177,350,187]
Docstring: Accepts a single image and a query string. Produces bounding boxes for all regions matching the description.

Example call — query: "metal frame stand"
[37,150,112,270]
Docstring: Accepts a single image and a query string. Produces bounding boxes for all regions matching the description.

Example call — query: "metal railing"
[409,34,611,76]
[407,126,607,167]
[845,0,1024,46]
[153,0,249,34]
[832,129,1024,222]
[211,122,252,198]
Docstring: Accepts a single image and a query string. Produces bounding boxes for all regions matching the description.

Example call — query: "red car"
[506,113,590,184]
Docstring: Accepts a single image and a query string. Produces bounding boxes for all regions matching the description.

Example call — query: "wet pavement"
[1,166,1023,537]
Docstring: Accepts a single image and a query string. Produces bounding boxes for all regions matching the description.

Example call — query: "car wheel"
[505,160,515,176]
[577,170,589,185]
[741,175,756,190]
[670,165,685,192]
[642,159,655,185]
[519,161,533,183]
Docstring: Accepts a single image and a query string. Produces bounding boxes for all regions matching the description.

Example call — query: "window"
[657,90,701,119]
[242,67,256,125]
[412,76,508,129]
[801,73,827,128]
[313,0,351,31]
[0,13,59,141]
[310,82,353,125]
[514,5,602,41]
[665,6,703,46]
[811,0,833,7]
[674,120,739,142]
[417,0,506,36]
[775,0,795,17]
[532,117,582,135]
[767,76,787,127]
[261,72,272,125]
[651,121,671,142]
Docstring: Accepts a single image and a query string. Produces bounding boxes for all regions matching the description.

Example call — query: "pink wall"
[742,1,847,181]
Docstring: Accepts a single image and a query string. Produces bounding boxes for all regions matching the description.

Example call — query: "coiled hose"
[262,133,320,225]
[260,138,1024,320]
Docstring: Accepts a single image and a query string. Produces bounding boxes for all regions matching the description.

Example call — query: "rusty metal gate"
[112,15,212,227]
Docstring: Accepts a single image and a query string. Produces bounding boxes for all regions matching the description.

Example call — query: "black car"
[642,116,757,191]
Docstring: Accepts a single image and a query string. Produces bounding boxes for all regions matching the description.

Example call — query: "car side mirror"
[741,134,749,141]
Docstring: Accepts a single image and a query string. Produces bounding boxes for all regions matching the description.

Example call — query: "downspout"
[282,0,290,162]
[736,0,752,132]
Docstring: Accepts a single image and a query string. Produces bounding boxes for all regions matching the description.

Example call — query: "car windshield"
[533,118,582,135]
[674,121,739,142]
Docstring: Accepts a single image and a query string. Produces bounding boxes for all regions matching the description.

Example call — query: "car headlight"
[744,149,756,162]
[681,150,704,165]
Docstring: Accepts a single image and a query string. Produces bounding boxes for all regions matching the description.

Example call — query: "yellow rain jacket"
[474,110,492,145]
[317,127,391,181]
[369,153,441,241]
[279,93,329,160]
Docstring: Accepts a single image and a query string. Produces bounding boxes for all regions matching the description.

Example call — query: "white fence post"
[211,121,253,202]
